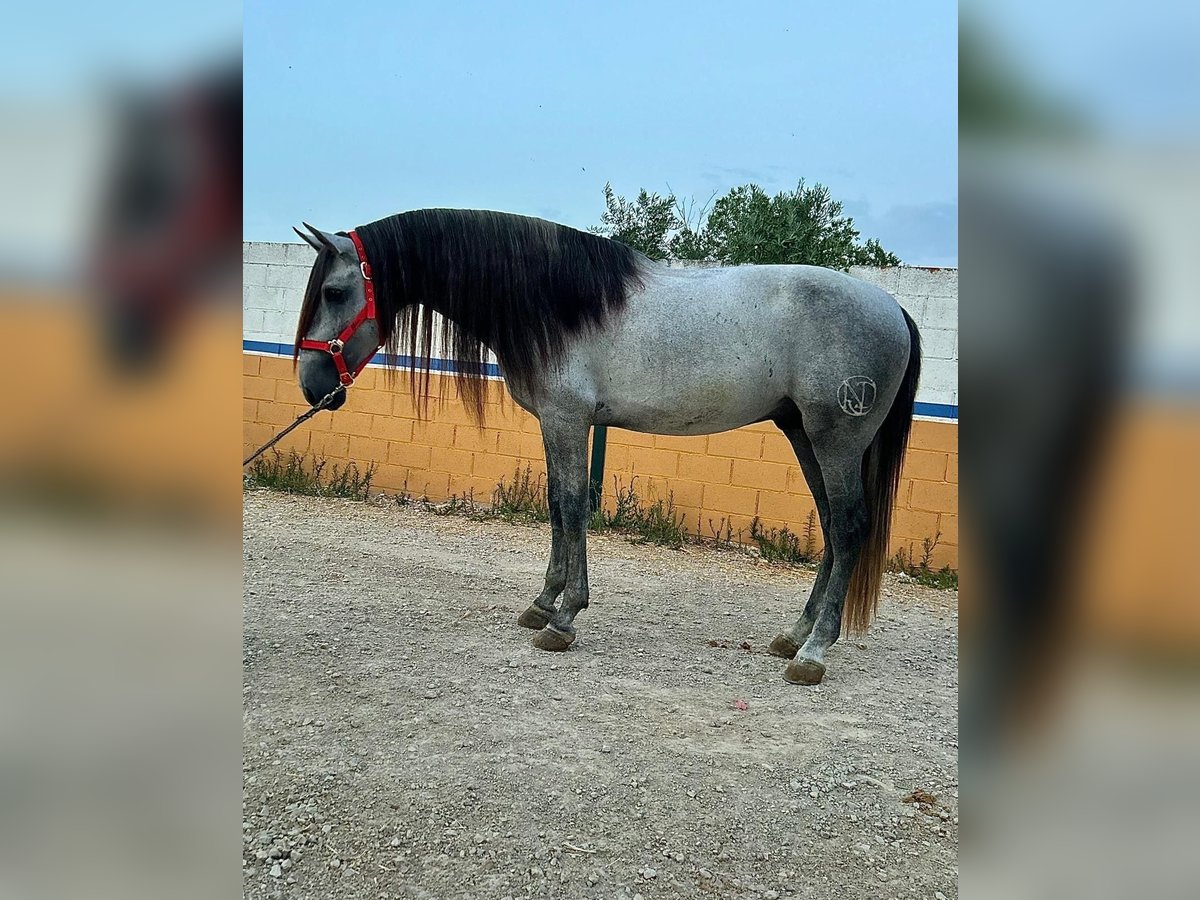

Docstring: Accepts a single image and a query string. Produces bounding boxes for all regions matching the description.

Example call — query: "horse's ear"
[293,225,324,252]
[301,222,356,257]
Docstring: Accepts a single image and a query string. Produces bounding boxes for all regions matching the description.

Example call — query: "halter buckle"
[360,261,372,281]
[327,338,345,354]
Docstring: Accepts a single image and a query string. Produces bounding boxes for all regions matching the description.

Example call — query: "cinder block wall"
[243,243,958,569]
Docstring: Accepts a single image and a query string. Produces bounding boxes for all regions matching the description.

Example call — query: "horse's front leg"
[517,466,565,629]
[531,415,591,652]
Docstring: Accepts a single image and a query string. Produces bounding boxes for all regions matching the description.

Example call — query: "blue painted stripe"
[914,401,958,420]
[244,340,957,421]
[244,339,292,356]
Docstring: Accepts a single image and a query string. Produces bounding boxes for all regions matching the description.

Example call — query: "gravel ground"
[243,489,958,900]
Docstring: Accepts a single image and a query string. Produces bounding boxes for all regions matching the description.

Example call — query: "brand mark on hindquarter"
[837,376,877,417]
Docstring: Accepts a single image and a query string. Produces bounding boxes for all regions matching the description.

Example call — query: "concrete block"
[243,284,286,312]
[923,268,958,299]
[898,298,925,324]
[242,308,266,335]
[243,242,280,265]
[896,266,954,299]
[262,308,297,341]
[921,294,957,330]
[921,327,957,361]
[248,242,289,266]
[917,386,957,408]
[849,266,900,294]
[264,264,304,290]
[283,241,318,266]
[255,285,299,314]
[921,358,957,396]
[243,263,269,287]
[910,479,958,514]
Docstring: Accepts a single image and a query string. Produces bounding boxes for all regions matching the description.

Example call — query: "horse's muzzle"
[301,382,347,411]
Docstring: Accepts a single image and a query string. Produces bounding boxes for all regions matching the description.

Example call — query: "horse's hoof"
[532,626,576,652]
[517,606,551,630]
[783,657,826,685]
[768,634,800,659]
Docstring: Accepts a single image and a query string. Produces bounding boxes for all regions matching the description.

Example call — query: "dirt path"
[243,490,958,900]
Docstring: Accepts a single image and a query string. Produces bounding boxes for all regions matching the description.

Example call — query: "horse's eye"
[324,286,345,303]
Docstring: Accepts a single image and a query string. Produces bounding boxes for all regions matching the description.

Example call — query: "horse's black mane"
[327,208,645,418]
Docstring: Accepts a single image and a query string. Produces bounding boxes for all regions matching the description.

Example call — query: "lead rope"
[242,385,347,467]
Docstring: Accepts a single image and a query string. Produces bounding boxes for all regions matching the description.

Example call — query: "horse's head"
[292,223,381,410]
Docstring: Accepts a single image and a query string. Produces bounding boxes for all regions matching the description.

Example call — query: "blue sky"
[245,1,958,265]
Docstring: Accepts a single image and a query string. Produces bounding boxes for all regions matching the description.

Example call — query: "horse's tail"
[843,306,922,635]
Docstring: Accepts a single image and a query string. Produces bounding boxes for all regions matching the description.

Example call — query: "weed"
[748,511,822,565]
[704,516,739,550]
[246,449,375,501]
[889,530,958,590]
[588,476,688,549]
[491,464,550,522]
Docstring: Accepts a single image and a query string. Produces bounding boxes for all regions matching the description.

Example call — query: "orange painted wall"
[245,354,958,569]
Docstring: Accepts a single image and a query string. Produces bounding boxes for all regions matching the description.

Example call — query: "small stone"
[936,893,947,900]
[644,867,657,879]
[600,744,612,753]
[280,859,292,871]
[322,824,332,834]
[809,788,819,798]
[269,863,282,878]
[423,690,438,699]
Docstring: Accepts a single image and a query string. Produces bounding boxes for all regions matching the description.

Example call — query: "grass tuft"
[748,510,822,565]
[492,464,551,523]
[590,476,688,549]
[245,449,375,501]
[888,531,958,590]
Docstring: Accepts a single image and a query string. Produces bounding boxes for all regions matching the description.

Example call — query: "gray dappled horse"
[293,210,920,685]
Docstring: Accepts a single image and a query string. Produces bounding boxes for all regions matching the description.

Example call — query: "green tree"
[591,183,679,260]
[701,181,900,268]
[595,180,900,269]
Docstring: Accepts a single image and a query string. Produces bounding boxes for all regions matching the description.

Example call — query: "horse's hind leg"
[517,461,565,629]
[784,441,870,685]
[530,414,592,652]
[768,422,833,660]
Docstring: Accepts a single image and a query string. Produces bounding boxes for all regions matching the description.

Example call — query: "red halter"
[298,230,379,387]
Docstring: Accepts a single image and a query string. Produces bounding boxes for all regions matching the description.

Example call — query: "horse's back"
[561,263,911,436]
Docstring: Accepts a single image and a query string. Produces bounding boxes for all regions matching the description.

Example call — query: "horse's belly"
[596,371,783,436]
